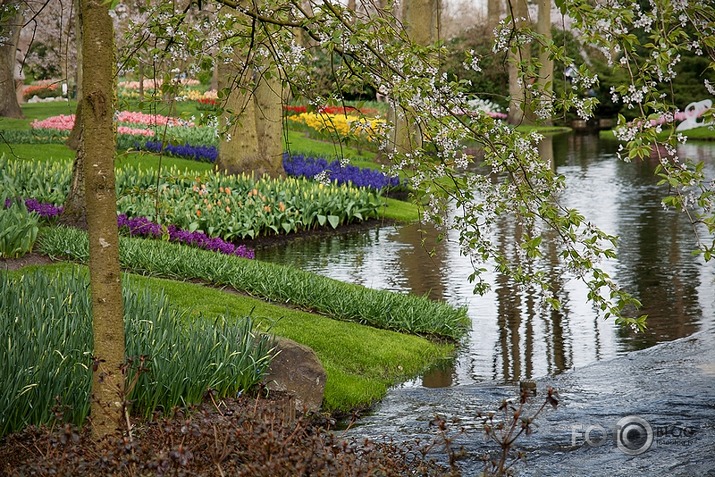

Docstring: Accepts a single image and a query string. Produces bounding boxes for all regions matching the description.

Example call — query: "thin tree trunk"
[536,0,553,125]
[507,0,531,125]
[390,0,438,155]
[81,0,125,439]
[63,0,85,228]
[0,0,24,119]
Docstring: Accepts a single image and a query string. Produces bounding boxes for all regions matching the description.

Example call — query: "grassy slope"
[20,262,452,413]
[1,102,434,412]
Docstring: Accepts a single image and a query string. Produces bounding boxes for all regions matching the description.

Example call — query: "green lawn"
[16,260,453,414]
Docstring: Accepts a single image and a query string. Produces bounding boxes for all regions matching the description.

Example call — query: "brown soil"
[0,252,55,271]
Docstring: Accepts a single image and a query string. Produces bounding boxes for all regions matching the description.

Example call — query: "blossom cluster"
[283,153,401,190]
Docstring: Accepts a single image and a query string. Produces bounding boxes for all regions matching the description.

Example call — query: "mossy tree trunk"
[0,0,24,119]
[390,0,438,155]
[217,48,285,178]
[81,0,125,439]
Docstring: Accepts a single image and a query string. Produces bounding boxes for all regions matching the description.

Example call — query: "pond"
[258,133,715,388]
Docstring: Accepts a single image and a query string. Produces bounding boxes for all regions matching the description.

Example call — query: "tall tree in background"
[487,0,503,34]
[390,0,439,154]
[535,0,553,125]
[80,0,125,438]
[0,0,24,118]
[62,0,85,228]
[506,0,530,125]
[216,17,284,178]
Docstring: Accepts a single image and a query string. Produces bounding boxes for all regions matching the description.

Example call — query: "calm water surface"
[258,134,715,386]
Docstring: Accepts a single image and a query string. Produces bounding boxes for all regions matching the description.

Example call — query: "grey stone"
[264,337,326,413]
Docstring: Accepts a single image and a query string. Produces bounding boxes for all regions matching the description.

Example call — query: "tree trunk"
[507,0,531,125]
[390,0,438,155]
[63,0,85,228]
[81,0,125,439]
[74,0,82,101]
[60,106,88,229]
[488,0,504,34]
[0,0,24,119]
[217,47,285,178]
[536,0,553,125]
[254,67,285,177]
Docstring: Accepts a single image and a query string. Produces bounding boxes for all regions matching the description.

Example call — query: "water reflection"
[257,134,715,386]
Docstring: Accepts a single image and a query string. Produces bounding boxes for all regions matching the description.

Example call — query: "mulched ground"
[0,391,456,476]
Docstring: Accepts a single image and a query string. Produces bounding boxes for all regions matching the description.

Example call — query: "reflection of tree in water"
[392,223,447,301]
[614,157,703,350]
[492,134,576,382]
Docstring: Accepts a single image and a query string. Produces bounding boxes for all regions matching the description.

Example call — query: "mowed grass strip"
[37,226,470,340]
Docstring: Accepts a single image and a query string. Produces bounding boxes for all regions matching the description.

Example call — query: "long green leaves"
[0,269,275,437]
[0,198,39,258]
[37,226,470,339]
[1,156,383,239]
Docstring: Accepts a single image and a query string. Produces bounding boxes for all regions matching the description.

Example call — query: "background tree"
[487,0,503,34]
[535,0,553,125]
[389,0,439,155]
[506,0,531,125]
[19,0,76,84]
[0,0,24,118]
[80,0,125,438]
[216,13,285,178]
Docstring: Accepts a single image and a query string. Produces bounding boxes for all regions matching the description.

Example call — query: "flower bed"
[2,158,383,242]
[22,83,61,101]
[287,112,386,142]
[140,141,217,162]
[283,105,379,116]
[283,154,401,190]
[2,197,254,258]
[117,214,254,258]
